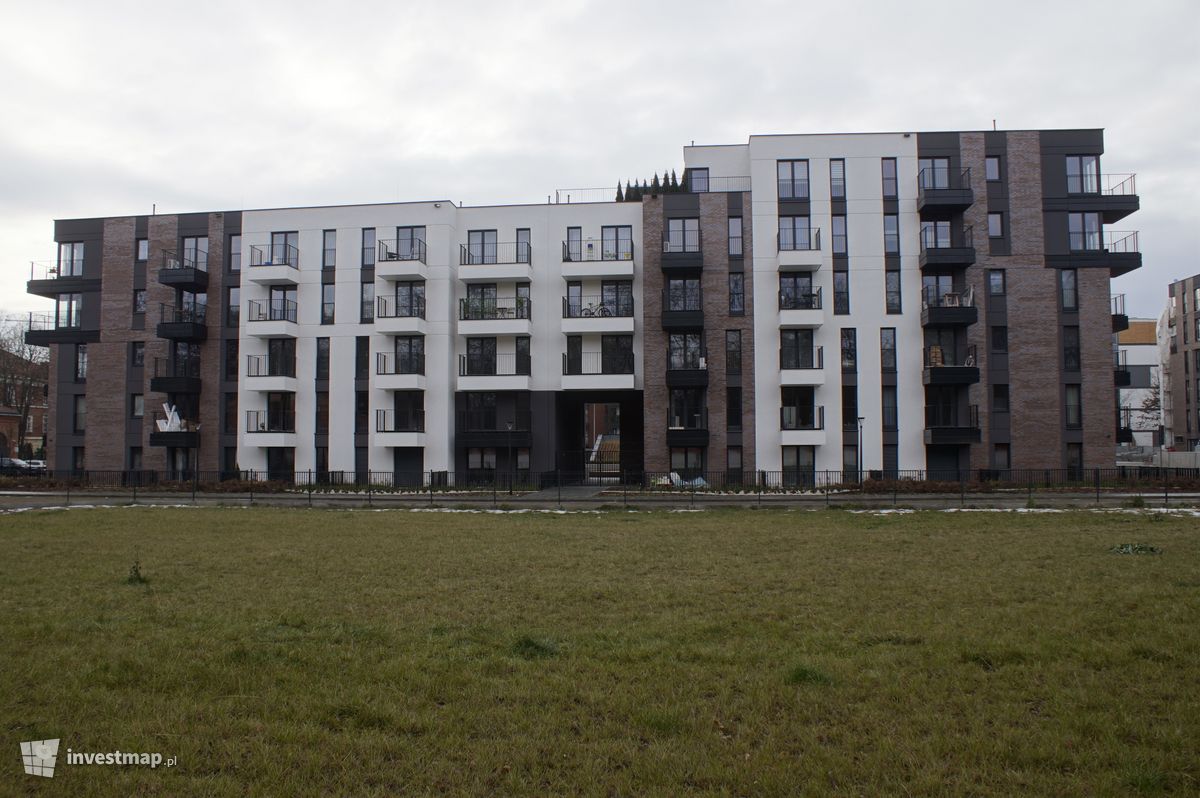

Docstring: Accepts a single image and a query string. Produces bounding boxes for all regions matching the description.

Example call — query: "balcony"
[780,405,826,446]
[665,349,708,387]
[778,287,823,327]
[149,410,200,449]
[919,226,976,269]
[376,239,428,280]
[458,297,532,336]
[244,409,297,447]
[459,242,533,282]
[26,259,99,298]
[661,289,702,330]
[1047,172,1139,223]
[456,409,534,448]
[158,249,208,291]
[918,166,974,215]
[246,299,298,337]
[1111,294,1129,333]
[245,354,298,392]
[561,294,635,333]
[376,295,427,335]
[246,243,300,285]
[921,287,978,327]
[375,351,426,391]
[780,346,825,386]
[562,352,636,390]
[1114,351,1132,388]
[923,345,979,385]
[156,302,208,341]
[666,408,708,447]
[150,356,201,394]
[374,408,426,448]
[457,353,531,391]
[23,312,98,347]
[661,230,702,270]
[1053,230,1142,277]
[924,404,981,445]
[561,239,636,279]
[777,227,822,269]
[1117,409,1136,444]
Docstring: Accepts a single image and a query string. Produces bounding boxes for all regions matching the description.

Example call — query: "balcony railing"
[925,404,979,429]
[247,299,298,323]
[924,344,977,368]
[662,231,701,254]
[922,286,975,308]
[562,294,634,318]
[562,352,635,376]
[662,288,703,314]
[459,297,531,321]
[246,354,296,378]
[779,287,822,310]
[249,243,299,269]
[692,175,751,193]
[457,410,532,432]
[668,407,708,430]
[561,240,635,262]
[376,351,425,376]
[459,242,531,266]
[159,302,207,325]
[918,166,970,192]
[375,408,425,433]
[666,344,708,372]
[26,312,59,332]
[162,248,208,272]
[920,225,974,252]
[780,345,823,370]
[377,238,427,264]
[1068,172,1137,196]
[245,410,295,434]
[1069,230,1139,253]
[377,294,426,319]
[458,353,531,377]
[777,179,809,200]
[29,258,85,280]
[1112,294,1126,315]
[777,227,822,252]
[153,356,200,379]
[781,405,824,431]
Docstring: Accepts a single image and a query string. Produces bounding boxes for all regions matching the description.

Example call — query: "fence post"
[492,477,497,509]
[308,478,313,508]
[1094,468,1100,505]
[757,476,762,509]
[368,480,373,508]
[132,478,137,506]
[66,478,70,506]
[960,474,965,508]
[557,475,561,509]
[1164,471,1169,506]
[192,471,197,504]
[429,471,434,506]
[1027,473,1032,505]
[622,471,627,508]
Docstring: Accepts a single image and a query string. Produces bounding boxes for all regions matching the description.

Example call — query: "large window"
[74,344,87,381]
[1068,212,1101,251]
[881,158,897,197]
[688,168,709,193]
[921,220,950,249]
[885,271,902,314]
[664,218,699,253]
[918,157,950,189]
[880,328,896,372]
[1060,269,1079,311]
[985,156,1001,182]
[1063,326,1081,372]
[322,230,336,269]
[668,389,706,429]
[1065,384,1082,429]
[780,272,815,309]
[728,273,744,315]
[728,217,743,257]
[73,396,87,433]
[781,386,818,430]
[834,271,849,315]
[777,160,809,199]
[725,330,741,375]
[832,215,847,255]
[361,228,376,266]
[602,225,633,260]
[270,231,299,267]
[321,284,335,325]
[829,159,846,199]
[182,236,208,270]
[883,215,900,254]
[666,278,701,311]
[840,328,857,372]
[1066,155,1099,194]
[57,293,82,328]
[668,333,705,370]
[59,242,84,276]
[778,216,813,251]
[781,329,816,369]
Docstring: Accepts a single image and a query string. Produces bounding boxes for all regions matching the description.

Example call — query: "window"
[832,215,847,255]
[131,341,144,368]
[393,336,425,374]
[993,384,1010,413]
[1063,326,1081,371]
[918,157,950,189]
[840,328,857,372]
[778,216,812,250]
[728,273,744,315]
[355,336,368,378]
[316,337,330,380]
[58,242,84,276]
[880,328,896,372]
[129,446,143,471]
[1068,212,1101,251]
[266,392,295,432]
[1060,269,1078,311]
[726,387,742,431]
[182,236,208,270]
[74,344,87,381]
[921,220,950,249]
[988,213,1004,238]
[57,293,82,328]
[985,156,1001,182]
[668,334,705,370]
[669,447,704,476]
[829,159,846,199]
[468,448,497,471]
[229,234,241,272]
[726,446,743,477]
[688,168,709,193]
[223,393,238,434]
[225,339,239,380]
[516,228,531,264]
[315,391,329,434]
[392,226,427,261]
[666,278,701,311]
[780,272,815,309]
[881,158,898,197]
[726,330,741,375]
[1065,384,1082,428]
[992,444,1010,471]
[136,238,148,261]
[991,325,1008,353]
[322,284,336,325]
[782,445,815,485]
[565,227,582,261]
[133,289,146,314]
[361,228,376,266]
[360,283,374,322]
[73,395,87,433]
[988,270,1006,295]
[355,390,368,434]
[1065,155,1099,194]
[777,160,809,199]
[226,286,240,327]
[71,447,85,472]
[668,389,706,428]
[601,225,633,260]
[322,230,336,269]
[881,385,897,429]
[883,215,899,254]
[885,271,902,314]
[664,218,700,253]
[834,271,849,315]
[728,217,743,257]
[131,394,144,418]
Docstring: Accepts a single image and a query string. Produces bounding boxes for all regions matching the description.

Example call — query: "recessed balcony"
[245,299,298,337]
[374,408,426,447]
[778,288,823,327]
[779,346,824,386]
[923,345,980,385]
[244,410,297,448]
[561,295,635,334]
[777,227,822,269]
[375,352,426,391]
[780,405,825,446]
[665,350,708,387]
[661,289,702,330]
[150,356,202,394]
[456,353,531,391]
[456,410,533,449]
[661,231,702,270]
[918,166,974,215]
[245,354,298,392]
[245,243,300,285]
[921,288,978,327]
[458,298,531,336]
[666,408,708,448]
[458,243,533,282]
[561,352,636,390]
[156,302,208,341]
[924,404,981,445]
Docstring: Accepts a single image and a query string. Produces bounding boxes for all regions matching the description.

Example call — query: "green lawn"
[1,507,1197,796]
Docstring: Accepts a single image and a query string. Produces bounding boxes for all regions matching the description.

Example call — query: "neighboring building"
[1160,275,1200,450]
[25,128,1140,480]
[0,349,49,458]
[1115,316,1161,449]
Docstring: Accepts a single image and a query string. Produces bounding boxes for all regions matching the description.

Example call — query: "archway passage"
[554,391,643,484]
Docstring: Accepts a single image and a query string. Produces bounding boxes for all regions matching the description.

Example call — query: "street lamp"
[857,416,865,484]
[506,421,514,495]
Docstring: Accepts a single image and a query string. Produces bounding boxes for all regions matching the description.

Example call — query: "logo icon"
[20,739,59,778]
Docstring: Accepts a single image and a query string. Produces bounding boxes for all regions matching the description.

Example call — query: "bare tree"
[1134,368,1162,429]
[0,315,50,455]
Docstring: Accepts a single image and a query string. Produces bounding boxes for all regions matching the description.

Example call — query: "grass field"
[1,507,1198,796]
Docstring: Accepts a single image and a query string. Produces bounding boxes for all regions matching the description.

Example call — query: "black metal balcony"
[777,227,822,252]
[378,238,427,265]
[665,346,708,387]
[1114,351,1131,387]
[246,355,296,379]
[158,249,208,291]
[1111,294,1129,333]
[156,302,208,341]
[377,295,426,319]
[149,411,200,448]
[458,353,531,377]
[26,259,99,298]
[246,299,298,324]
[919,226,976,268]
[456,410,532,433]
[1049,172,1139,223]
[661,288,702,330]
[780,345,823,371]
[1058,230,1142,277]
[150,356,202,393]
[459,242,531,266]
[23,312,98,347]
[779,287,822,311]
[921,287,978,327]
[780,405,824,431]
[249,243,300,269]
[666,407,708,447]
[562,295,635,318]
[923,404,981,445]
[918,166,973,215]
[661,230,702,269]
[923,345,979,385]
[245,410,295,434]
[459,298,531,321]
[562,352,634,376]
[562,240,635,263]
[376,408,425,433]
[376,351,425,376]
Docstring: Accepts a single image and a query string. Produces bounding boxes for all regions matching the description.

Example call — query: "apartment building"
[1114,317,1162,450]
[26,128,1139,481]
[1161,275,1200,450]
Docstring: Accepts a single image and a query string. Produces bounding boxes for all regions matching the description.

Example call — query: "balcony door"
[566,335,582,375]
[601,281,633,316]
[602,225,633,260]
[468,230,498,264]
[270,232,298,266]
[466,337,496,375]
[781,329,815,368]
[601,335,633,374]
[466,284,497,319]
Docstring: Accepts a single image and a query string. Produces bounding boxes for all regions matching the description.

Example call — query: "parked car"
[25,459,47,474]
[0,457,31,475]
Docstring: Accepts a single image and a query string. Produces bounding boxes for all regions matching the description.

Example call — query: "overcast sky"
[2,0,1196,318]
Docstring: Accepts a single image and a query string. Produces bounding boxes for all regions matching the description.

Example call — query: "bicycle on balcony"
[578,302,614,318]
